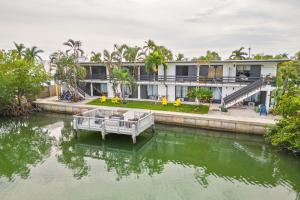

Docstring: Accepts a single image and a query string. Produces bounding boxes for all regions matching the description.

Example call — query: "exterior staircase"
[223,78,265,108]
[77,83,91,97]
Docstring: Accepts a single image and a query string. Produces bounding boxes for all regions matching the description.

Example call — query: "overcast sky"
[0,0,299,60]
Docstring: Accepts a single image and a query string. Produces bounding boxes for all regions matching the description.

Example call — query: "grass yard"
[87,99,209,114]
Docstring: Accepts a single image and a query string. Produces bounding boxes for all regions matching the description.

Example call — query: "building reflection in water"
[0,113,300,197]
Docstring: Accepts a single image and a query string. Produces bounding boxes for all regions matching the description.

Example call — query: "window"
[210,87,222,100]
[236,65,251,77]
[147,85,158,96]
[175,86,188,98]
[176,66,189,76]
[100,83,107,93]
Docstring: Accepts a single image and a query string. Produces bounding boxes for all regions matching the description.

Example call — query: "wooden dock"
[72,108,155,144]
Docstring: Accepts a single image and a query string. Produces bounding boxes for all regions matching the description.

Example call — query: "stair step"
[224,78,264,108]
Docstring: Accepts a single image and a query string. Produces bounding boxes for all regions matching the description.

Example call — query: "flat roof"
[79,59,289,66]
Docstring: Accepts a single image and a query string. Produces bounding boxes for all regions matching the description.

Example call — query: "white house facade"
[77,59,287,109]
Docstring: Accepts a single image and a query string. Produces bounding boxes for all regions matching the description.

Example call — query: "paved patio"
[36,96,278,124]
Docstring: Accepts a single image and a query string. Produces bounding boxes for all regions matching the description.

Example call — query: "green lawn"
[87,99,209,114]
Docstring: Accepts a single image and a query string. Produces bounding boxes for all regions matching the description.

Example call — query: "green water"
[0,113,300,200]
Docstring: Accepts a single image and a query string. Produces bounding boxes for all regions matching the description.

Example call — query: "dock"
[72,108,155,144]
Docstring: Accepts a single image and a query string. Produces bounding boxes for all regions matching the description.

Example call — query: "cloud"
[0,0,299,59]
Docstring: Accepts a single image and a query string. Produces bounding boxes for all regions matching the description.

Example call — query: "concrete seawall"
[34,101,275,135]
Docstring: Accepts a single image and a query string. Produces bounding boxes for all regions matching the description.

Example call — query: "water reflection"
[57,121,300,193]
[1,113,300,197]
[0,116,53,181]
[56,123,89,179]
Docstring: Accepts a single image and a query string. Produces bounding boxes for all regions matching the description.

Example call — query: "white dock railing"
[72,109,155,144]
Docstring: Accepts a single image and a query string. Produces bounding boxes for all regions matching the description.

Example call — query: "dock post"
[132,135,136,144]
[101,121,106,141]
[101,132,106,141]
[73,129,78,139]
[151,124,155,133]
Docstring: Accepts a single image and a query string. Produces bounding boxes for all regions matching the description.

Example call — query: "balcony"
[85,73,109,80]
[137,75,265,85]
[83,73,273,85]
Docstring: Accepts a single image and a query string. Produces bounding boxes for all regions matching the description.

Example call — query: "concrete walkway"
[35,96,277,125]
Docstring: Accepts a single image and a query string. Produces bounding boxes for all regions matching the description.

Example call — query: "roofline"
[79,59,290,66]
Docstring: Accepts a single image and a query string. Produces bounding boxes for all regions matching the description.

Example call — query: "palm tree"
[124,46,145,78]
[198,50,222,104]
[112,44,128,64]
[90,51,102,62]
[63,39,84,58]
[13,42,25,59]
[229,47,248,60]
[145,51,163,81]
[156,46,173,61]
[24,46,44,61]
[143,40,156,56]
[63,39,84,101]
[145,46,172,97]
[111,68,136,103]
[156,46,172,97]
[103,49,117,77]
[176,53,185,61]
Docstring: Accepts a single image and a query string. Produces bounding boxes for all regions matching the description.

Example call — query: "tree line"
[0,43,48,116]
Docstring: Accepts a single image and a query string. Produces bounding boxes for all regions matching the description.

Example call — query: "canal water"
[0,113,299,200]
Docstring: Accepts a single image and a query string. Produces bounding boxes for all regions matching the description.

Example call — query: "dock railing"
[72,109,154,143]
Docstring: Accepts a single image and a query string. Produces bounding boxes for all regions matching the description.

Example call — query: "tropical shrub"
[188,88,213,103]
[0,47,48,116]
[266,59,300,152]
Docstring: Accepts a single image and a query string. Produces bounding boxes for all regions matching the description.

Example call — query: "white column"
[265,90,271,109]
[89,66,92,79]
[90,82,93,96]
[196,65,200,81]
[107,83,114,98]
[138,85,141,99]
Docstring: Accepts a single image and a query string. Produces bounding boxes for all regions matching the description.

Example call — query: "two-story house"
[78,59,287,109]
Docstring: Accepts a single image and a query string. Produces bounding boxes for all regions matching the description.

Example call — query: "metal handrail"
[223,78,265,105]
[83,74,272,85]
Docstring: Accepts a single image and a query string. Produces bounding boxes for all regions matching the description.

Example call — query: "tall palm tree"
[143,39,156,56]
[13,42,25,59]
[90,51,102,62]
[124,46,145,78]
[103,49,117,78]
[24,46,44,61]
[229,47,248,60]
[145,50,167,82]
[156,46,173,97]
[198,50,223,104]
[156,46,173,61]
[112,44,128,64]
[63,39,84,58]
[145,46,172,97]
[63,39,84,101]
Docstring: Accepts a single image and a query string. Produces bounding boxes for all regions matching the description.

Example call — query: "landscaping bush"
[266,60,300,152]
[187,88,213,103]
